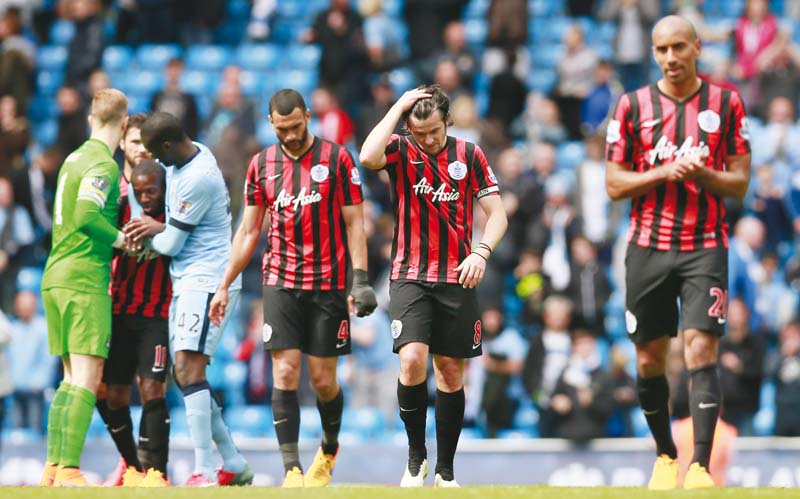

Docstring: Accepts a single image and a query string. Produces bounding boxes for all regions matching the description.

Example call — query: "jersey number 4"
[177,312,201,333]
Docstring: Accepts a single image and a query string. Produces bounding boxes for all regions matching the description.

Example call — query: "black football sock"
[434,388,464,481]
[317,388,343,456]
[398,379,428,476]
[101,402,143,471]
[637,375,678,459]
[138,398,170,474]
[272,388,301,472]
[689,365,721,469]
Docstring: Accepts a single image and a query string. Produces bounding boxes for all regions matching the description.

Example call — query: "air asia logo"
[273,187,322,211]
[412,177,460,202]
[647,136,710,165]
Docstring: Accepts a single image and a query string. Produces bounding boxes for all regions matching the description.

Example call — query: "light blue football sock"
[211,396,246,473]
[182,383,215,479]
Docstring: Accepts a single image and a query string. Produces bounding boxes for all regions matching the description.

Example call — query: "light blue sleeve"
[165,173,214,231]
[13,207,35,246]
[150,223,190,257]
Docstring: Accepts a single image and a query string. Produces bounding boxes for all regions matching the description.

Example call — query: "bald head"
[652,15,697,44]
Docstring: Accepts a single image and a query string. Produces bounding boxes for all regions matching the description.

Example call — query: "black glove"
[351,269,377,317]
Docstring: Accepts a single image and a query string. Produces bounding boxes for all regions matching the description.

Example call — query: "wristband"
[112,231,125,249]
[472,251,488,262]
[477,242,493,254]
[353,268,369,286]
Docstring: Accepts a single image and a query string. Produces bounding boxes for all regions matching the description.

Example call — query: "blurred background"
[2,0,800,486]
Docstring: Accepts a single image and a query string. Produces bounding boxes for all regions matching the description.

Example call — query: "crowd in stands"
[1,0,800,445]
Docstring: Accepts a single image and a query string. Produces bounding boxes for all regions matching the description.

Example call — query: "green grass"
[3,486,798,499]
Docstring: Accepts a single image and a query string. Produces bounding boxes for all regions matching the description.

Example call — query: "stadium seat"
[37,45,68,71]
[37,71,64,95]
[388,67,417,95]
[27,97,58,121]
[277,0,307,20]
[235,43,280,71]
[226,0,250,18]
[299,406,322,439]
[186,45,232,72]
[464,0,490,19]
[754,381,776,436]
[257,120,279,147]
[341,407,385,439]
[124,70,163,97]
[214,19,248,45]
[238,70,264,97]
[382,0,404,17]
[282,69,318,96]
[49,19,75,46]
[284,44,321,70]
[102,45,133,72]
[497,428,538,439]
[180,70,219,96]
[531,44,564,69]
[271,20,306,45]
[463,19,488,49]
[545,17,572,43]
[33,119,58,147]
[169,407,190,438]
[125,95,150,115]
[222,363,248,408]
[527,70,556,94]
[136,44,183,71]
[225,406,273,438]
[556,141,586,171]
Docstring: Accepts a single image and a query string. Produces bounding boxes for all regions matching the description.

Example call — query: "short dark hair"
[269,88,307,116]
[141,111,186,144]
[124,113,149,138]
[404,84,452,126]
[132,159,164,182]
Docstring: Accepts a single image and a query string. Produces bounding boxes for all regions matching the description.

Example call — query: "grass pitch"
[3,486,798,499]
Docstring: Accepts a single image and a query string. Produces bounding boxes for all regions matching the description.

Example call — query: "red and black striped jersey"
[111,177,172,319]
[245,137,363,290]
[382,134,500,284]
[606,80,750,252]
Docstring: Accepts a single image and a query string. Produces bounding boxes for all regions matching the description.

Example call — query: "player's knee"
[140,379,166,403]
[685,332,718,368]
[636,354,666,377]
[399,348,427,381]
[309,373,337,399]
[273,359,301,388]
[105,385,130,410]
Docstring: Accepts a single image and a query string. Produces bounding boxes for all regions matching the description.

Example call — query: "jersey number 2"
[708,287,728,319]
[178,312,201,333]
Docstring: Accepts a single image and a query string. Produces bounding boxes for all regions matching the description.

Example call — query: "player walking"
[209,89,377,488]
[126,112,252,487]
[360,85,507,487]
[40,88,129,487]
[605,16,750,490]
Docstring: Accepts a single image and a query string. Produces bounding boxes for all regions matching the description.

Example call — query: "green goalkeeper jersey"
[42,139,122,294]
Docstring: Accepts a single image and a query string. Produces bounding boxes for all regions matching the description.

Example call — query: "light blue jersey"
[158,142,241,295]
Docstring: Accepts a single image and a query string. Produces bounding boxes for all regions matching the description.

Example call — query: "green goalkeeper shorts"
[43,287,112,358]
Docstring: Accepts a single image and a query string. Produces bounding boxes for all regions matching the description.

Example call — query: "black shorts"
[262,286,350,357]
[103,314,170,384]
[389,280,482,358]
[625,244,728,344]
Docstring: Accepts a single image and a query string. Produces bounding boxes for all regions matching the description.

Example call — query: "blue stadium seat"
[257,120,279,147]
[136,44,183,71]
[37,71,64,94]
[33,119,58,146]
[299,406,322,439]
[527,70,556,94]
[125,95,150,115]
[556,141,586,171]
[464,0,490,19]
[124,70,163,97]
[531,45,563,70]
[277,0,307,19]
[284,44,321,70]
[388,67,417,95]
[214,19,248,45]
[235,43,280,71]
[281,69,317,96]
[16,267,44,293]
[225,406,273,438]
[271,20,305,45]
[460,427,486,440]
[545,17,572,43]
[223,363,248,408]
[38,45,68,71]
[528,19,548,44]
[463,19,488,49]
[238,70,264,97]
[754,381,776,436]
[169,407,190,438]
[341,407,384,439]
[186,45,232,72]
[28,97,59,121]
[383,0,404,17]
[102,45,133,71]
[226,0,251,18]
[49,19,75,45]
[512,404,540,430]
[180,70,219,96]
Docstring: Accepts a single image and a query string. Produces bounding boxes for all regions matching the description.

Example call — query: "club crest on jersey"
[262,323,273,343]
[350,166,362,185]
[176,199,192,215]
[412,177,460,202]
[273,187,322,211]
[310,164,329,182]
[740,117,751,141]
[647,136,710,165]
[391,320,403,339]
[606,119,621,144]
[487,166,497,184]
[91,176,109,191]
[698,110,721,133]
[448,160,467,180]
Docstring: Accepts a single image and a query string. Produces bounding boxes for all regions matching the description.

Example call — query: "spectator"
[310,85,355,146]
[487,50,527,137]
[206,65,259,219]
[732,0,785,109]
[86,67,109,100]
[729,216,766,332]
[752,96,800,183]
[515,93,568,145]
[483,0,529,79]
[494,147,539,259]
[11,146,61,262]
[755,252,797,336]
[719,298,764,436]
[749,164,793,253]
[433,58,469,101]
[0,308,10,442]
[136,0,179,44]
[356,74,398,148]
[447,94,480,144]
[565,236,611,337]
[575,135,617,251]
[554,25,598,140]
[515,249,552,331]
[0,178,35,311]
[0,7,35,110]
[0,94,29,178]
[8,290,52,432]
[64,0,104,92]
[359,0,405,72]
[246,0,277,42]
[567,0,597,17]
[347,308,397,425]
[150,58,200,140]
[599,0,660,91]
[175,0,225,45]
[437,21,479,90]
[479,306,528,437]
[550,329,614,442]
[522,295,573,437]
[770,319,800,436]
[403,0,467,70]
[306,0,369,108]
[55,85,87,155]
[581,60,623,136]
[607,345,637,437]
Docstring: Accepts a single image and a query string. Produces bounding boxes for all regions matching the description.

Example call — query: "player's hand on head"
[396,88,433,113]
[350,269,377,317]
[455,252,487,289]
[208,288,229,327]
